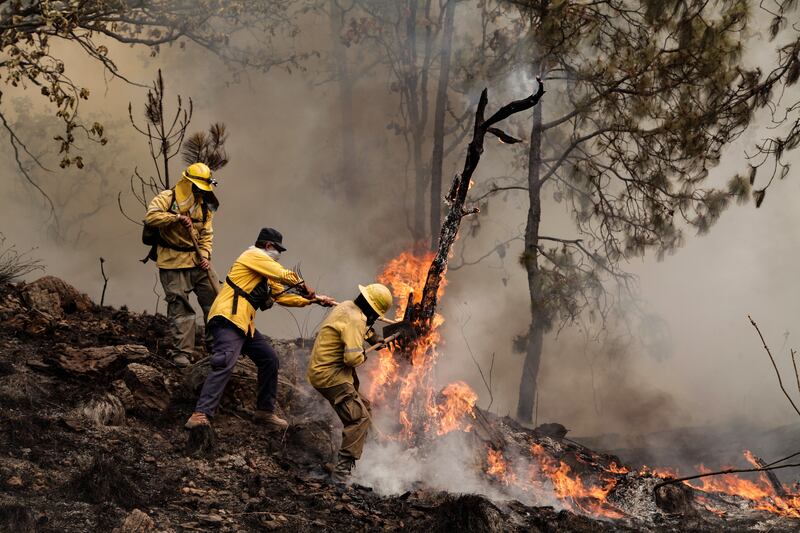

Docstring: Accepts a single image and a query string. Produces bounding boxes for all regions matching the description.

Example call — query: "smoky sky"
[1,2,799,442]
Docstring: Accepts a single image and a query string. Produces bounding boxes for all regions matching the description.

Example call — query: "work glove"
[314,295,336,307]
[299,283,316,300]
[365,329,383,346]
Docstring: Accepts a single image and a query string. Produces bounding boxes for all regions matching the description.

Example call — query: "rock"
[21,276,93,318]
[112,509,155,533]
[124,363,170,410]
[180,354,318,417]
[56,344,150,374]
[200,513,224,524]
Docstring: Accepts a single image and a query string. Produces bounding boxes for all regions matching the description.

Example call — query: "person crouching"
[307,283,392,483]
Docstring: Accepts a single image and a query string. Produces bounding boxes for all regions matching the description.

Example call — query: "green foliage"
[469,0,770,335]
[0,0,304,182]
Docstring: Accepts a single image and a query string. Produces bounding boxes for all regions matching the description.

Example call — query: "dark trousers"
[194,318,279,416]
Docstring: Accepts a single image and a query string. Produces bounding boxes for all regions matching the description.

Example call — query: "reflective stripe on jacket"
[144,188,213,269]
[207,247,310,335]
[307,300,369,389]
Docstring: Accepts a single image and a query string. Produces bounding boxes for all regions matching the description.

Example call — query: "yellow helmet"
[182,162,215,191]
[358,283,393,317]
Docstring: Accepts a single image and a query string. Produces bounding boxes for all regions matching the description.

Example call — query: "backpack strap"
[226,276,273,314]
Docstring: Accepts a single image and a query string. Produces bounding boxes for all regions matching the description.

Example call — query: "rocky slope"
[0,276,797,532]
[0,276,633,532]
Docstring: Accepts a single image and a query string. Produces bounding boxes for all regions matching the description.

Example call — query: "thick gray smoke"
[1,3,799,465]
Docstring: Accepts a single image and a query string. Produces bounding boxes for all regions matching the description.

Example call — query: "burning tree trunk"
[412,80,546,336]
[378,81,544,446]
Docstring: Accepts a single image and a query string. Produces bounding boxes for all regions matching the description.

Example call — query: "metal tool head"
[382,319,417,342]
[382,320,417,353]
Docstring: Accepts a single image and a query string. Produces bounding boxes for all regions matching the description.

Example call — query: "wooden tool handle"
[309,297,401,326]
[364,332,401,355]
[186,226,220,295]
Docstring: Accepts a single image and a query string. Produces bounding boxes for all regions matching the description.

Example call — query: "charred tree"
[406,80,545,340]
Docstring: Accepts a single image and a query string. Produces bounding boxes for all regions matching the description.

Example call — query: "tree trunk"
[429,0,456,250]
[330,0,357,197]
[517,91,545,424]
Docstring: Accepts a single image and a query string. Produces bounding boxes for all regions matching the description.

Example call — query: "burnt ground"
[0,276,797,532]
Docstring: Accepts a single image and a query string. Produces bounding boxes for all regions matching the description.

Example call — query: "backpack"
[140,189,209,263]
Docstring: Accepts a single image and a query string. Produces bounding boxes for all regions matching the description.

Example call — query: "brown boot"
[331,455,355,484]
[253,410,288,429]
[184,412,210,429]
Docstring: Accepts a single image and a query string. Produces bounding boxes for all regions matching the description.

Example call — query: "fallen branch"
[750,453,787,497]
[748,315,800,418]
[654,462,800,493]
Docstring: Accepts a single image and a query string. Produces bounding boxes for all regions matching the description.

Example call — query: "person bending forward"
[307,283,393,483]
[185,227,334,430]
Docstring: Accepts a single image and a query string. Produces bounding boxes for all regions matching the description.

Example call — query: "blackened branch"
[412,78,545,336]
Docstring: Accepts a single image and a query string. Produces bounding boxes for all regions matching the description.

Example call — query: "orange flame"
[529,443,625,519]
[367,248,472,443]
[684,451,800,517]
[436,381,478,435]
[486,448,517,485]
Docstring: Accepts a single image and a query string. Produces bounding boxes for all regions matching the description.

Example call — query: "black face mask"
[191,185,219,212]
[354,294,379,326]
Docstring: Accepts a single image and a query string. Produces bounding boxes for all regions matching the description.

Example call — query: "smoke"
[0,2,799,472]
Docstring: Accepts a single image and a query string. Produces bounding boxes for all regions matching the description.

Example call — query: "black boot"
[331,454,355,484]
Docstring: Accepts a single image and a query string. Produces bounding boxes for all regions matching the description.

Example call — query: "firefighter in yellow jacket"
[144,163,218,367]
[185,227,335,430]
[307,283,393,483]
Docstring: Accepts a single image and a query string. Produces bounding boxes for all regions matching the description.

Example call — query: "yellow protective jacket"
[208,247,311,335]
[307,300,369,389]
[144,186,213,269]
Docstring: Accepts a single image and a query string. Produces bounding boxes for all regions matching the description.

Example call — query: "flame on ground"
[484,445,625,519]
[436,381,478,435]
[684,450,800,517]
[364,248,800,521]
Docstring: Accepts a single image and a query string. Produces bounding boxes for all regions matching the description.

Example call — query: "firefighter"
[144,162,219,368]
[184,227,335,430]
[307,283,393,483]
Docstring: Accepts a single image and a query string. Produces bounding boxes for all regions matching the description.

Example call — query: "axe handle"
[365,332,401,355]
[186,226,220,295]
[310,298,400,325]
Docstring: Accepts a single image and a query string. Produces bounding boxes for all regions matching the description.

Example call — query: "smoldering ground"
[1,2,799,477]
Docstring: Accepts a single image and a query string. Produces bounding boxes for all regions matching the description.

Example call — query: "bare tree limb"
[748,315,800,418]
[99,257,109,306]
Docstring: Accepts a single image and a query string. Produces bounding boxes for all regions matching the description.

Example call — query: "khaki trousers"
[316,382,371,460]
[159,267,217,358]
